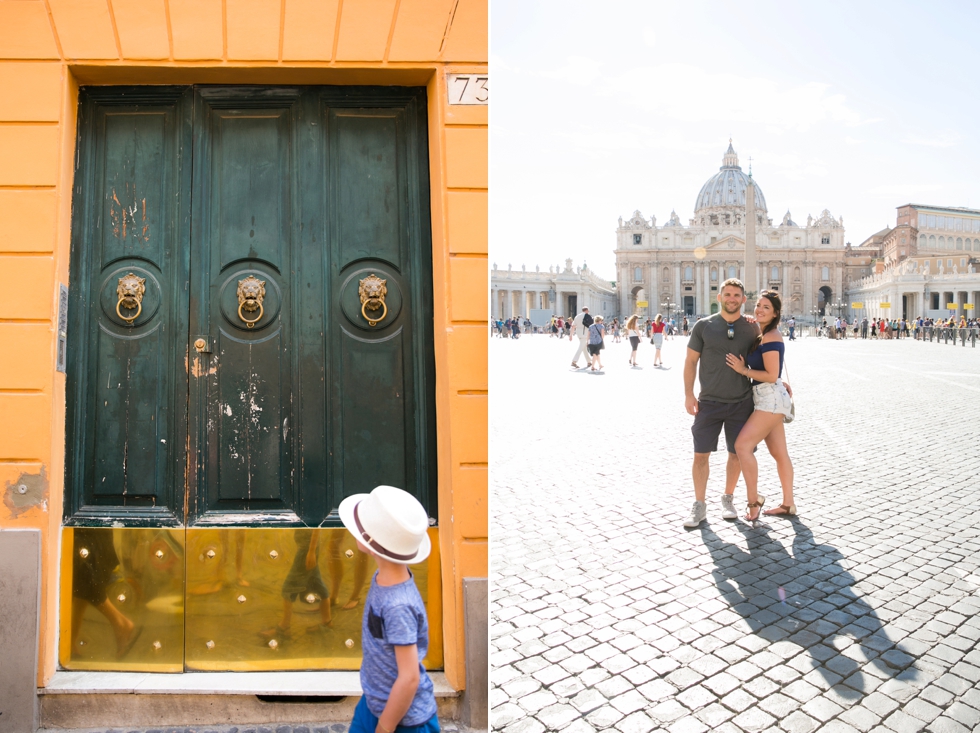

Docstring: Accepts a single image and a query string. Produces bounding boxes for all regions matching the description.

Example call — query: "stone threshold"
[41,670,456,697]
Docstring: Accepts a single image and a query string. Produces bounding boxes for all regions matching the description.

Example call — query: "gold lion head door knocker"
[359,274,388,327]
[116,273,146,324]
[237,276,266,329]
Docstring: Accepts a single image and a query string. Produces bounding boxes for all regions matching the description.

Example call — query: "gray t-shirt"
[360,572,437,726]
[688,313,757,403]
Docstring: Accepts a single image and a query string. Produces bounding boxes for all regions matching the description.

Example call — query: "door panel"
[66,88,192,525]
[335,111,403,267]
[191,92,301,522]
[326,96,435,518]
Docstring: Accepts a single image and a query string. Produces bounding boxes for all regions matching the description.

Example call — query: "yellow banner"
[965,304,975,310]
[879,302,891,308]
[636,301,648,307]
[851,302,863,309]
[947,303,957,309]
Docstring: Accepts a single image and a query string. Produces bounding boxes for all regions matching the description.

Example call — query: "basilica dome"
[694,141,767,215]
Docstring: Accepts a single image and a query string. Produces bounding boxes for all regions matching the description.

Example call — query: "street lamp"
[831,301,847,319]
[661,300,677,325]
[810,306,822,337]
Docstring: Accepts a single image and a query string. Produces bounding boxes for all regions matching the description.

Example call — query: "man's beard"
[722,301,741,314]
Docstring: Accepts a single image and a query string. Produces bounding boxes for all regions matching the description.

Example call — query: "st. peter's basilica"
[615,142,848,321]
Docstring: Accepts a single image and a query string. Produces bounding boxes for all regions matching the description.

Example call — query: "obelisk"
[744,174,757,297]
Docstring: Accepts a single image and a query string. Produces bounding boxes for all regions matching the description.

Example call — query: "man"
[683,279,759,527]
[570,306,593,368]
[787,316,796,341]
[861,317,868,339]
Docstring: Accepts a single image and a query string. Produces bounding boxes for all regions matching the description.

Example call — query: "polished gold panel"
[184,527,443,672]
[60,527,185,672]
[60,526,442,672]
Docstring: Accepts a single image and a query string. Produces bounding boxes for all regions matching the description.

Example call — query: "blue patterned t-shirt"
[360,571,437,726]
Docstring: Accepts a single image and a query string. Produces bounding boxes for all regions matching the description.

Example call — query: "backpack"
[582,313,594,327]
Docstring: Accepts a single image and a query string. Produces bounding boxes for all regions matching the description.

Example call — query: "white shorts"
[752,379,792,417]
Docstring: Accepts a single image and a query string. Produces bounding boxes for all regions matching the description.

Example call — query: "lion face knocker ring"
[237,276,266,329]
[358,274,388,327]
[116,273,146,324]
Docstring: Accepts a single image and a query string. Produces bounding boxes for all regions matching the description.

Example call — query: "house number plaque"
[447,74,488,105]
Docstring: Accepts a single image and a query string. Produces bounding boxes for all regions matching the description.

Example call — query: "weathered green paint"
[67,86,436,528]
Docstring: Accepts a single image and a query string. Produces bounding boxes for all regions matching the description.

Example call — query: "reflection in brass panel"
[59,527,184,672]
[185,528,443,671]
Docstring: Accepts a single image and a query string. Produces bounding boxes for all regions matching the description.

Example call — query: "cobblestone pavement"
[42,721,480,733]
[491,332,980,733]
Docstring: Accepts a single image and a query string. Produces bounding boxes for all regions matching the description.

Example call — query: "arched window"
[684,266,693,280]
[919,234,926,248]
[821,266,830,280]
[956,238,963,250]
[634,266,642,281]
[794,266,801,281]
[939,236,945,249]
[929,235,936,249]
[727,265,736,279]
[771,266,779,280]
[710,268,718,281]
[662,267,669,282]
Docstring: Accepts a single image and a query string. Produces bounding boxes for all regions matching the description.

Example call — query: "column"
[804,261,813,321]
[701,261,709,315]
[674,264,682,314]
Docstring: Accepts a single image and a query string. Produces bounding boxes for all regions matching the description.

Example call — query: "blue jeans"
[350,697,440,733]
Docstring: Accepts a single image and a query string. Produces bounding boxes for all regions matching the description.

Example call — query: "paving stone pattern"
[43,722,478,733]
[491,333,980,732]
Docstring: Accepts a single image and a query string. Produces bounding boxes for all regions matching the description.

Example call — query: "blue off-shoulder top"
[745,341,784,385]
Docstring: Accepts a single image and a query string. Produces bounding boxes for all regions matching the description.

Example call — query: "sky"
[490,0,980,281]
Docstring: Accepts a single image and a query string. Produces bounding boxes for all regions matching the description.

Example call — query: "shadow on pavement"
[699,517,919,698]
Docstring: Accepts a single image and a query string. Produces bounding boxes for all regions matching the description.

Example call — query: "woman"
[587,315,605,371]
[725,291,795,520]
[625,314,641,366]
[650,313,666,367]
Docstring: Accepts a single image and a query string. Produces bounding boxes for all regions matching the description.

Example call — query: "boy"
[339,485,439,733]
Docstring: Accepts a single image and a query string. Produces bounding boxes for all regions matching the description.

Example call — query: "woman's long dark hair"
[749,290,782,353]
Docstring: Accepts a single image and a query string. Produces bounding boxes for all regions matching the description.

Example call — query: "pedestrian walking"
[651,313,666,367]
[787,316,796,341]
[339,486,439,733]
[570,306,593,369]
[626,314,641,367]
[724,291,796,519]
[587,316,605,371]
[683,279,760,527]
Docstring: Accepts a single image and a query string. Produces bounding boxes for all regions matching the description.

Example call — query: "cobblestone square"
[491,332,980,732]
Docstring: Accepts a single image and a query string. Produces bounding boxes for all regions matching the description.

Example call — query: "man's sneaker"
[683,501,706,528]
[720,493,738,520]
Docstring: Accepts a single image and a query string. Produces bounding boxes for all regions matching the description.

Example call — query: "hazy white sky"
[490,0,980,280]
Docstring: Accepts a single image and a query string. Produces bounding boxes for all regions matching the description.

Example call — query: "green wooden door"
[67,85,436,528]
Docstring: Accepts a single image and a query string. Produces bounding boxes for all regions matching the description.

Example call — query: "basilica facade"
[615,143,848,322]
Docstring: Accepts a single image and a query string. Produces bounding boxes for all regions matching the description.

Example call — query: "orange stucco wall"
[0,0,487,691]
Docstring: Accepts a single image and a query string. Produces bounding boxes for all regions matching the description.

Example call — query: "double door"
[62,86,438,670]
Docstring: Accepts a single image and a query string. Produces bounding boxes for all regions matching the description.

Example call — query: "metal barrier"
[920,326,979,347]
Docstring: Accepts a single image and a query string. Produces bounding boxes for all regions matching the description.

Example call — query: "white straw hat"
[339,486,431,565]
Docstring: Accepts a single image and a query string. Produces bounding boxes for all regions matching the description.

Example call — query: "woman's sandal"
[745,497,766,521]
[763,504,797,516]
